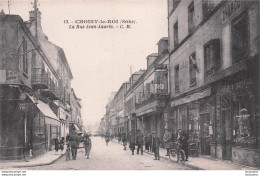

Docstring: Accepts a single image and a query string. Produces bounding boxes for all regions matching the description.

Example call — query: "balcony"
[31,68,49,89]
[204,59,255,85]
[135,91,169,110]
[41,79,60,100]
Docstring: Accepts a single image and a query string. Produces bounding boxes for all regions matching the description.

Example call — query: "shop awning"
[171,87,211,107]
[27,94,59,122]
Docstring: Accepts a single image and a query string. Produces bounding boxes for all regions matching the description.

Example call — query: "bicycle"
[168,141,186,164]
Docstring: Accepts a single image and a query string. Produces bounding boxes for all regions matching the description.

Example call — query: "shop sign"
[220,79,251,93]
[209,126,213,135]
[20,102,29,111]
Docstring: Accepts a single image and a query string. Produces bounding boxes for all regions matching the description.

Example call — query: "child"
[66,143,71,161]
[54,138,60,155]
[60,137,65,155]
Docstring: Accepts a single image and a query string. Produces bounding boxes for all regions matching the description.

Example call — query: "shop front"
[0,85,29,160]
[215,76,258,167]
[170,87,211,142]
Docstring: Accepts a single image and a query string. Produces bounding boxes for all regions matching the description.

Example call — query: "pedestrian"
[60,137,65,155]
[105,132,110,146]
[152,131,161,160]
[122,133,127,150]
[54,138,60,155]
[70,133,79,160]
[83,134,92,159]
[144,131,149,151]
[118,132,121,143]
[180,130,189,161]
[136,129,144,155]
[163,129,173,156]
[129,132,135,155]
[147,131,152,152]
[65,143,71,161]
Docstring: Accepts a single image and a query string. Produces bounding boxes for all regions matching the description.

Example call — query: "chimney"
[146,53,158,68]
[0,10,5,15]
[29,10,41,26]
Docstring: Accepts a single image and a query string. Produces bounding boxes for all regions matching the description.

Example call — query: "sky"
[0,0,168,129]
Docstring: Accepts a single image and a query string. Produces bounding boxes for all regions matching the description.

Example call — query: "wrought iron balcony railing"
[31,68,49,89]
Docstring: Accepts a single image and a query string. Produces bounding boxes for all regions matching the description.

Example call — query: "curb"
[143,150,202,170]
[13,154,64,168]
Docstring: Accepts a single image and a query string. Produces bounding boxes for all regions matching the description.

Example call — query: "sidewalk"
[0,151,64,169]
[112,140,258,170]
[146,147,258,170]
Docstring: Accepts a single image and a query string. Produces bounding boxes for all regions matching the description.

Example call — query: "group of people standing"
[108,128,189,161]
[123,130,161,160]
[62,132,92,160]
[54,137,65,155]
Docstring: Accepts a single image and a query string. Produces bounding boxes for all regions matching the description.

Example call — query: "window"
[51,126,59,140]
[204,39,220,76]
[174,65,180,92]
[202,0,214,18]
[189,52,196,86]
[146,83,150,94]
[22,37,28,75]
[174,21,179,47]
[232,13,247,64]
[188,1,195,32]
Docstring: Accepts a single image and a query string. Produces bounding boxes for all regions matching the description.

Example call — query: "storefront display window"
[233,94,256,148]
[33,114,45,144]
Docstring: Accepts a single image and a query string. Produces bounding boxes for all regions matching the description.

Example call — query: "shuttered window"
[232,13,247,64]
[174,65,180,92]
[204,39,220,76]
[189,52,196,85]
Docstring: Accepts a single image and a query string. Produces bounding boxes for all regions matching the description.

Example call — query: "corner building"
[168,0,259,167]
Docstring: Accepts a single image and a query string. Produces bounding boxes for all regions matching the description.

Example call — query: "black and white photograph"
[0,0,259,175]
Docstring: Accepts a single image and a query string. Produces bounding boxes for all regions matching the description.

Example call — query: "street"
[21,137,191,170]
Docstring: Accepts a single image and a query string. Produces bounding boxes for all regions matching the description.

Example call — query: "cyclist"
[178,130,189,161]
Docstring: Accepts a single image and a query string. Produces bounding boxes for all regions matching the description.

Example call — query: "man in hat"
[152,131,161,160]
[83,134,92,159]
[70,132,79,160]
[129,131,136,155]
[163,129,173,156]
[122,133,127,150]
[136,129,144,155]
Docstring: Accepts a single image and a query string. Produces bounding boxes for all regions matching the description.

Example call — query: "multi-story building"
[133,38,169,140]
[28,4,74,141]
[105,92,116,135]
[111,83,129,137]
[69,88,83,134]
[0,1,84,159]
[168,0,259,167]
[124,69,145,136]
[0,11,61,158]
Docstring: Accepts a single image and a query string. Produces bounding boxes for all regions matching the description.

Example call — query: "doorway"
[200,113,210,155]
[221,94,232,160]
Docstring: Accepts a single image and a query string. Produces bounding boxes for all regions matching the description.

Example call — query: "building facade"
[168,0,259,167]
[0,2,84,160]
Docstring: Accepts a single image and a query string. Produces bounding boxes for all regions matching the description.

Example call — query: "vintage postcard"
[0,0,259,175]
